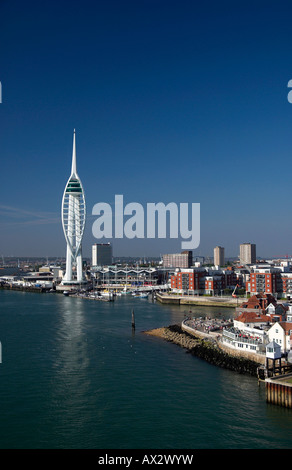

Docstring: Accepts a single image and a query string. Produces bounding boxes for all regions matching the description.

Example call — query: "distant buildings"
[92,243,113,267]
[240,243,256,265]
[162,251,193,268]
[214,246,225,267]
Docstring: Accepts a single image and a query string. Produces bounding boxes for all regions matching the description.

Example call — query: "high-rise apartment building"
[163,251,193,268]
[240,243,256,265]
[92,243,113,266]
[214,246,225,266]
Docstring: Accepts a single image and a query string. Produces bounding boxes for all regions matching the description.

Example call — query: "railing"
[222,329,268,351]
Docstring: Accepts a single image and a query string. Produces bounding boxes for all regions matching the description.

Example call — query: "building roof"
[267,341,281,349]
[235,311,271,324]
[278,322,292,334]
[240,293,278,310]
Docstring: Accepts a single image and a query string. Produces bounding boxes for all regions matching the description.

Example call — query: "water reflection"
[49,296,92,445]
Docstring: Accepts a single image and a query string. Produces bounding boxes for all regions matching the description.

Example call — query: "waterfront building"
[222,294,292,356]
[205,275,224,295]
[214,246,224,267]
[268,322,292,354]
[170,268,206,293]
[221,326,267,355]
[234,311,271,330]
[240,243,256,265]
[246,267,282,297]
[287,306,292,322]
[281,273,292,298]
[203,267,237,295]
[60,130,87,289]
[163,251,193,268]
[236,293,280,313]
[170,266,240,295]
[91,265,160,288]
[92,243,113,266]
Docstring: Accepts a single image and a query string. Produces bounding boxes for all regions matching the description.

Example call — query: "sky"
[1,0,292,260]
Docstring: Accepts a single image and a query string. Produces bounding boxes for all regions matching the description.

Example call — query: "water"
[0,289,292,449]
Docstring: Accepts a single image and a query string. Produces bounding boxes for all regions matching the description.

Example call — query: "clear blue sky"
[1,0,292,259]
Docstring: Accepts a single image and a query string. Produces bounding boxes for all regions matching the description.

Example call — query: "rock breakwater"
[144,324,261,377]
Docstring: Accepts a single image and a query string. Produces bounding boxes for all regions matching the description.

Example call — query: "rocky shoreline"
[144,324,261,377]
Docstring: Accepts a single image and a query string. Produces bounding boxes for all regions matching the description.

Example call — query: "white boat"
[101,290,114,300]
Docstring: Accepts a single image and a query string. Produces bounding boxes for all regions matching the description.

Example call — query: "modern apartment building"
[171,266,238,294]
[246,268,282,296]
[240,243,256,265]
[214,246,225,266]
[170,268,206,292]
[278,273,292,298]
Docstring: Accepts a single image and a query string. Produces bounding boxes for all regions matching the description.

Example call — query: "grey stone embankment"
[144,324,261,377]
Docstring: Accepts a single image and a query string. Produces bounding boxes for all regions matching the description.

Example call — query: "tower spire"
[71,129,77,176]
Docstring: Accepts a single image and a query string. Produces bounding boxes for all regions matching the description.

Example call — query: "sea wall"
[0,284,47,293]
[266,376,292,407]
[156,293,246,308]
[144,324,262,376]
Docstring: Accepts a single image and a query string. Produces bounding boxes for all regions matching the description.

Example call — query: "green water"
[0,289,291,449]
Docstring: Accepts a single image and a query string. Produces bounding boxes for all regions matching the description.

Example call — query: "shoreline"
[144,324,263,377]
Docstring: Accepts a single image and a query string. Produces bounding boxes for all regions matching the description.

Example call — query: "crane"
[232,284,239,298]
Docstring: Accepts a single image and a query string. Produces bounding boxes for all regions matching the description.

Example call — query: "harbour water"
[0,289,292,449]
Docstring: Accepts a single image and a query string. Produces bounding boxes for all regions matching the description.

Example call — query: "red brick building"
[171,267,239,294]
[171,269,206,292]
[247,269,282,296]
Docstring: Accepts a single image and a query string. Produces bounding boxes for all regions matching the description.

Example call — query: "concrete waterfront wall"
[0,284,46,293]
[219,342,266,365]
[156,293,246,308]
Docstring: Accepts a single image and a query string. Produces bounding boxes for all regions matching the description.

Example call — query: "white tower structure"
[61,130,86,287]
